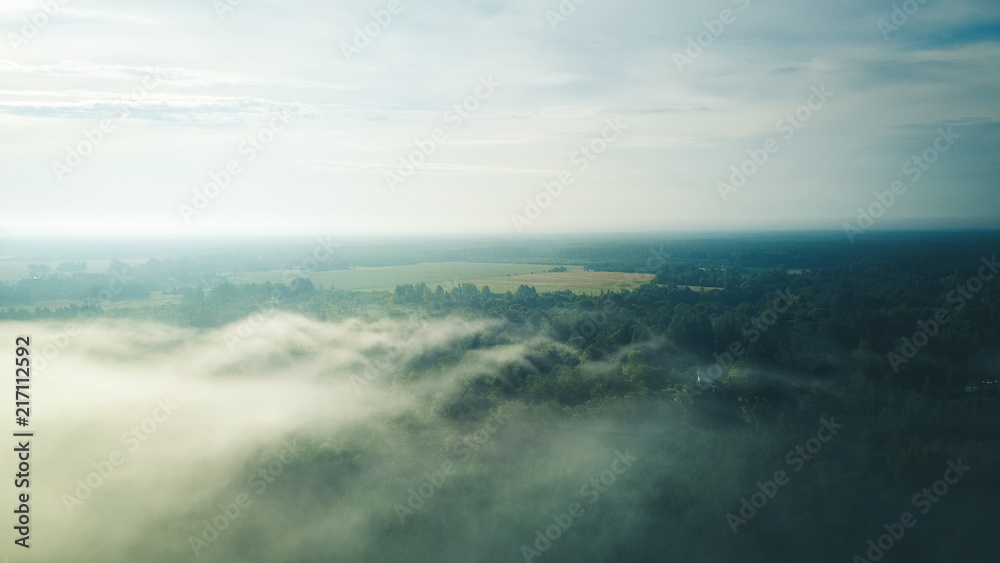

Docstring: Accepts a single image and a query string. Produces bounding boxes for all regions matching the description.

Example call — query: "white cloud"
[0,0,997,236]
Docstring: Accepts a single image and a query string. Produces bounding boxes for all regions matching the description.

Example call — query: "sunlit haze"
[1,0,998,238]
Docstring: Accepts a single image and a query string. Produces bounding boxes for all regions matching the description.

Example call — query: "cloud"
[0,0,997,234]
[0,307,678,561]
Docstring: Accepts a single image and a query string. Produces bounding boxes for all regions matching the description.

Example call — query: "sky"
[0,0,998,238]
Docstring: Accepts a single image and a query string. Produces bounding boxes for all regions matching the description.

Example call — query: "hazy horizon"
[2,0,998,239]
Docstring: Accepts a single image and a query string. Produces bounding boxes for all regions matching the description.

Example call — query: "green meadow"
[228,262,655,294]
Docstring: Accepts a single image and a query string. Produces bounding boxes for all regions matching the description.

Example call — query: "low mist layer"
[1,293,995,562]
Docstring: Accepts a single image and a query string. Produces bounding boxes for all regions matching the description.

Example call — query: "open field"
[676,285,723,292]
[0,259,146,281]
[230,262,655,294]
[102,291,183,310]
[1,262,656,308]
[19,291,182,312]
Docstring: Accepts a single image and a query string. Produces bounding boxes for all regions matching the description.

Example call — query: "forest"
[0,231,997,562]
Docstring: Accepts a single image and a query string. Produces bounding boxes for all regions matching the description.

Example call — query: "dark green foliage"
[3,232,999,561]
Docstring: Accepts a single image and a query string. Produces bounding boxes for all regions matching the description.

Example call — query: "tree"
[623,348,659,393]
